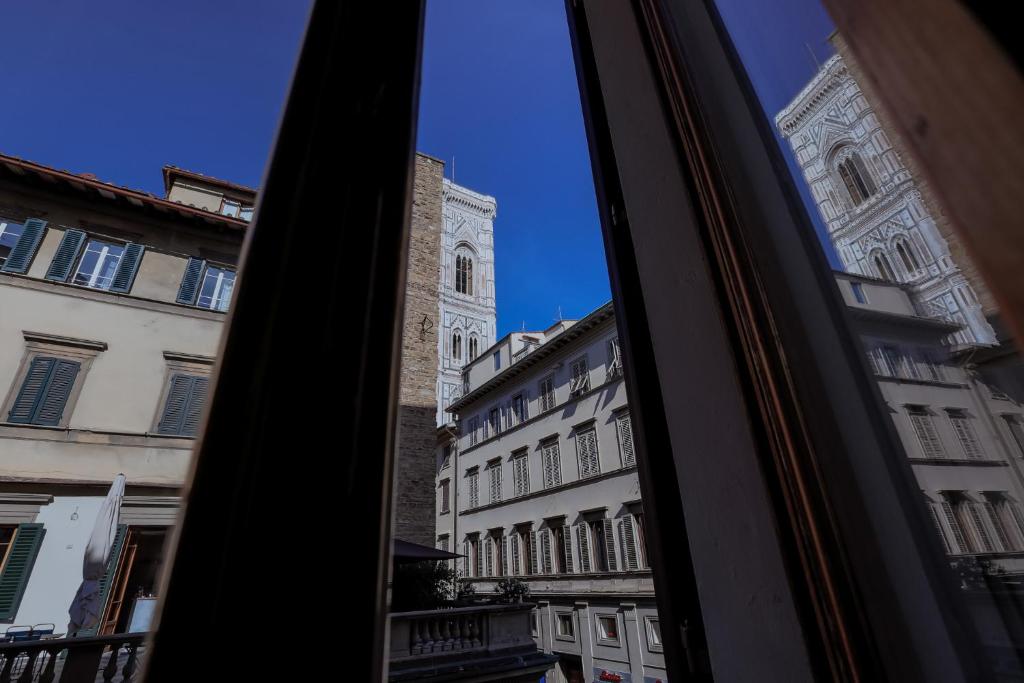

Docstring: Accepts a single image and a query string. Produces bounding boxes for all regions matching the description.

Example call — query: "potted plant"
[494,577,531,604]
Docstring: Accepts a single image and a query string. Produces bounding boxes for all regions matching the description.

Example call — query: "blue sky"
[1,1,836,338]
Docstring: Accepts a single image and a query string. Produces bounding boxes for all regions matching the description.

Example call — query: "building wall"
[393,154,445,547]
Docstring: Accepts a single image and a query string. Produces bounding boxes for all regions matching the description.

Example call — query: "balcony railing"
[511,343,539,365]
[0,633,145,682]
[388,603,556,681]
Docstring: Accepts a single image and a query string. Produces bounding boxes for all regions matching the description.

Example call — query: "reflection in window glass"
[0,220,24,266]
[72,239,125,290]
[196,265,235,311]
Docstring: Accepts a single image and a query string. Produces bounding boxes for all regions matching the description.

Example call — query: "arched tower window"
[469,335,479,360]
[455,254,474,296]
[452,331,462,361]
[835,151,876,206]
[873,252,896,282]
[895,239,920,273]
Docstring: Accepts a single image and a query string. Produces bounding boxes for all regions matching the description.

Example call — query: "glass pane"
[0,220,24,266]
[714,0,1024,676]
[72,239,125,290]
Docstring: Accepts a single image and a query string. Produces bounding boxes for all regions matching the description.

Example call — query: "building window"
[575,426,600,478]
[197,264,236,311]
[941,492,998,554]
[440,479,450,514]
[947,409,985,460]
[469,335,479,360]
[493,351,501,371]
[455,254,473,295]
[1003,415,1024,457]
[556,613,575,640]
[487,460,502,504]
[510,526,536,575]
[0,523,45,620]
[438,536,449,553]
[440,444,452,470]
[607,337,623,379]
[542,439,562,488]
[71,238,126,290]
[569,356,590,397]
[452,331,462,361]
[646,617,663,652]
[873,253,896,282]
[464,536,481,578]
[851,281,867,304]
[539,375,555,412]
[590,519,617,572]
[920,349,945,382]
[239,206,254,221]
[466,469,479,509]
[155,373,210,437]
[895,239,920,273]
[487,407,500,438]
[221,199,241,217]
[552,524,570,573]
[982,492,1024,552]
[0,220,24,268]
[616,412,635,467]
[6,356,81,426]
[469,416,479,446]
[595,615,620,644]
[512,450,530,496]
[907,406,945,459]
[620,512,647,570]
[511,392,527,425]
[837,153,875,206]
[487,533,505,577]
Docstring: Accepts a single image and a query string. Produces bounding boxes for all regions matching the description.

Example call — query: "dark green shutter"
[0,523,46,620]
[78,525,127,637]
[181,376,209,436]
[44,229,87,282]
[7,357,56,423]
[176,258,205,304]
[109,243,145,293]
[0,219,47,274]
[33,360,80,426]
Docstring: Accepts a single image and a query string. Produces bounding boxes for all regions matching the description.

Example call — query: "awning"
[392,538,462,564]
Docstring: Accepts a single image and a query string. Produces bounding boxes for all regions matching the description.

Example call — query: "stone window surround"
[149,351,215,435]
[457,463,637,516]
[593,611,622,646]
[644,615,663,653]
[0,493,53,525]
[0,332,107,429]
[554,610,576,642]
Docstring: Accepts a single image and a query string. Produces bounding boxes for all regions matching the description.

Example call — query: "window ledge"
[908,457,1007,467]
[459,465,638,515]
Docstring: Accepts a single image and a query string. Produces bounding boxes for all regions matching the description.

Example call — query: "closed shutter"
[464,541,472,577]
[181,376,209,436]
[0,523,46,619]
[602,520,618,571]
[7,357,80,426]
[940,502,968,553]
[511,534,521,575]
[984,502,1012,551]
[950,414,985,459]
[78,525,127,636]
[968,503,997,552]
[109,243,145,293]
[576,524,591,572]
[502,535,509,576]
[540,530,552,574]
[543,442,561,487]
[909,410,944,458]
[176,257,206,305]
[927,505,953,554]
[484,538,493,577]
[577,428,600,478]
[157,374,208,436]
[44,229,87,282]
[0,218,46,274]
[617,414,635,467]
[561,524,574,573]
[528,531,538,574]
[620,516,639,570]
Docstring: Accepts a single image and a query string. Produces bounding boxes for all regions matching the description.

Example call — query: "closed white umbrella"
[68,473,125,636]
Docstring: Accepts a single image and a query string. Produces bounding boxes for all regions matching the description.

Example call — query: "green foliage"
[391,561,457,611]
[494,577,531,604]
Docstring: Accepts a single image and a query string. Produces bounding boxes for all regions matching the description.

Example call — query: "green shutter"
[78,525,127,637]
[7,357,56,424]
[0,523,46,620]
[0,218,47,274]
[33,359,80,426]
[157,375,208,436]
[176,258,205,305]
[109,243,145,293]
[181,376,209,437]
[44,229,87,281]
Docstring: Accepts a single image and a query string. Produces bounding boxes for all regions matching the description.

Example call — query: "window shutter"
[940,502,968,553]
[618,414,635,467]
[620,516,639,570]
[109,243,145,293]
[926,505,953,554]
[576,524,591,572]
[176,257,206,305]
[0,218,46,274]
[33,359,80,426]
[482,539,491,577]
[44,229,87,282]
[464,541,471,577]
[968,503,997,552]
[78,524,127,636]
[157,374,194,435]
[561,524,574,573]
[7,357,56,423]
[0,523,46,620]
[182,376,209,437]
[984,502,1012,551]
[602,520,618,571]
[529,530,539,575]
[540,530,552,574]
[502,535,509,576]
[511,534,521,575]
[577,429,599,478]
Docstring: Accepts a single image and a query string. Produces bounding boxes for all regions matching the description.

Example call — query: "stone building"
[0,151,467,633]
[438,302,666,683]
[436,180,498,425]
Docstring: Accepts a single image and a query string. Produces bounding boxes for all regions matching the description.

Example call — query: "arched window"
[836,153,876,206]
[469,335,479,360]
[455,254,474,296]
[895,239,920,273]
[452,331,462,361]
[874,253,896,281]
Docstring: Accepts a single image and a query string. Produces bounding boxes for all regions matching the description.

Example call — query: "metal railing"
[0,633,145,683]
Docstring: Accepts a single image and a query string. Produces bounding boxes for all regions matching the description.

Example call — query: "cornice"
[443,179,497,219]
[776,54,849,138]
